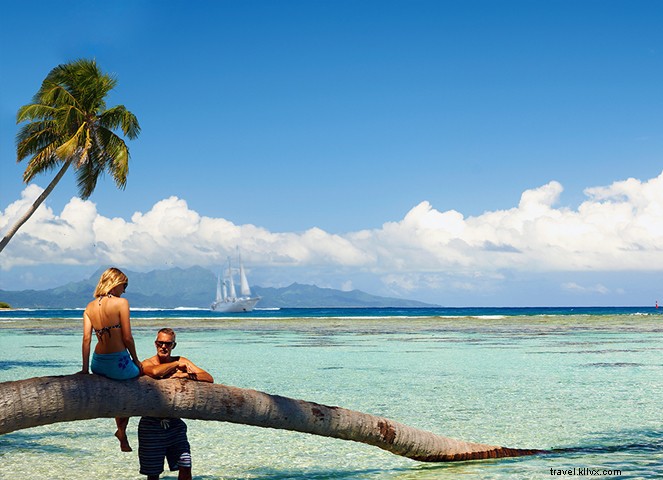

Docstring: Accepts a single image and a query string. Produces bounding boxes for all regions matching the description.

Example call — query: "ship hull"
[210,296,260,312]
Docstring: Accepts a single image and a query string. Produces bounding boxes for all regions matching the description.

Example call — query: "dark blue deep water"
[0,305,659,320]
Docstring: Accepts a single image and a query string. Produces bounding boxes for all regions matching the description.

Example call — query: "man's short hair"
[157,327,176,341]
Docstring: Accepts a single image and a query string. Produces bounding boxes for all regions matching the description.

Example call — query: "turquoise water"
[1,313,662,479]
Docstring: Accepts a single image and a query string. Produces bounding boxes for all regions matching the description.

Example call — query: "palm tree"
[0,375,543,462]
[0,59,140,253]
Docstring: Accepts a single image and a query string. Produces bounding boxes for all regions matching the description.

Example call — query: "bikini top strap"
[94,294,120,339]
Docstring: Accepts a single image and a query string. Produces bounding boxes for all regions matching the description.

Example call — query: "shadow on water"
[186,467,398,480]
[203,430,663,479]
[0,359,75,370]
[210,455,543,480]
[0,429,107,455]
[550,429,663,457]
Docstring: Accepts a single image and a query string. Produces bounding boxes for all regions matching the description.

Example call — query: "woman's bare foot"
[115,430,132,452]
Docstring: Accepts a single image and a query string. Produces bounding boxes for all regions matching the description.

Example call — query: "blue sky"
[1,1,662,306]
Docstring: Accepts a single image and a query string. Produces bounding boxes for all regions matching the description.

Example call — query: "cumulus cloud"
[2,172,663,278]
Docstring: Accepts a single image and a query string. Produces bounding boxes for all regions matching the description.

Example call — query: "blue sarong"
[91,350,140,380]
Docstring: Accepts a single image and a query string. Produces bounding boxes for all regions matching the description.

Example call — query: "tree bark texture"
[0,375,544,462]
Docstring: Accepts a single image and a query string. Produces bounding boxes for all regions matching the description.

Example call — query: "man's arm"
[142,356,214,383]
[141,356,181,379]
[175,357,214,383]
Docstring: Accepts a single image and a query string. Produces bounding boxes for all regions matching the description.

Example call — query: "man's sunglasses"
[155,341,176,348]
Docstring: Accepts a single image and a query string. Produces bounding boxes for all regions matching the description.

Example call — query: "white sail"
[239,256,251,297]
[222,281,228,301]
[215,274,223,303]
[227,257,237,299]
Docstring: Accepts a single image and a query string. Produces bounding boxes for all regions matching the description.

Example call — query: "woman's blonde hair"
[94,267,128,298]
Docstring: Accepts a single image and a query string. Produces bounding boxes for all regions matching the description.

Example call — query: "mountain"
[252,283,433,308]
[0,266,435,308]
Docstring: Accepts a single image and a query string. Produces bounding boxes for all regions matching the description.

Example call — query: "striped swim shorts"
[138,417,191,475]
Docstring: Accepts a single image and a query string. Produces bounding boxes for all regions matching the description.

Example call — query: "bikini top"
[93,294,122,340]
[92,323,121,340]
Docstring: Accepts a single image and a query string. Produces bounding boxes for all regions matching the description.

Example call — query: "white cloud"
[340,280,354,292]
[561,282,611,295]
[2,172,663,279]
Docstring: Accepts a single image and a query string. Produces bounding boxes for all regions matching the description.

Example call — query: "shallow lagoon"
[1,314,662,479]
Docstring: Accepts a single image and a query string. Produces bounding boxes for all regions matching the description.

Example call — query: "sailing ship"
[211,254,260,312]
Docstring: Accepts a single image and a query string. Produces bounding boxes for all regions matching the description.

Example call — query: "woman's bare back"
[84,295,130,354]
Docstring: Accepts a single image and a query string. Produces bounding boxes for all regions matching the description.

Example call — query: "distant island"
[0,266,435,309]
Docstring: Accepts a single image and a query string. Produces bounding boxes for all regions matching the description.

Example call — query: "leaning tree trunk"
[0,162,70,253]
[0,375,543,462]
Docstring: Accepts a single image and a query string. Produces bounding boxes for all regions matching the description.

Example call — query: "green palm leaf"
[22,142,61,182]
[99,106,141,139]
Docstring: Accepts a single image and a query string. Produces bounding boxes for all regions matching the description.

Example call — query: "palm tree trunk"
[0,375,543,462]
[0,162,70,253]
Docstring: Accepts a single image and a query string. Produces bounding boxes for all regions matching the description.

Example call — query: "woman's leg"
[114,417,132,452]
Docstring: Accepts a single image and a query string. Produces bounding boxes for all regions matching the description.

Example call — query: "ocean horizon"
[0,305,660,321]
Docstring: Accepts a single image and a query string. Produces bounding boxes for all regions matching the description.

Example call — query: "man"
[139,328,214,480]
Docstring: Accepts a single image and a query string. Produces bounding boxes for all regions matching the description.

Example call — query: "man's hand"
[143,355,213,383]
[172,363,199,380]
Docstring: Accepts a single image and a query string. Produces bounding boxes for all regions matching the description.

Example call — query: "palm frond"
[16,104,56,123]
[83,74,116,111]
[22,142,62,182]
[53,105,85,136]
[94,127,129,189]
[111,144,129,189]
[99,106,141,139]
[65,60,116,113]
[39,81,80,110]
[16,122,60,161]
[75,154,104,199]
[54,123,86,160]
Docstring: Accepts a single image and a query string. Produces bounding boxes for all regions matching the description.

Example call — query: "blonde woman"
[81,267,142,452]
